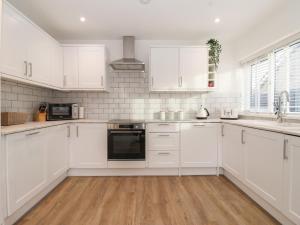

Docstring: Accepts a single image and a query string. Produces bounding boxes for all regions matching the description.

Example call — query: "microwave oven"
[46,103,79,121]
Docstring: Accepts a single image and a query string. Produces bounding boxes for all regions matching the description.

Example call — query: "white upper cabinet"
[78,46,106,89]
[150,47,179,91]
[222,124,244,180]
[181,123,218,167]
[0,2,63,88]
[0,2,29,79]
[149,46,209,92]
[283,135,300,224]
[63,45,106,90]
[63,47,79,88]
[180,47,208,90]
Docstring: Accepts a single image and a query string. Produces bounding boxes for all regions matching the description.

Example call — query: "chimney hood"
[110,36,145,72]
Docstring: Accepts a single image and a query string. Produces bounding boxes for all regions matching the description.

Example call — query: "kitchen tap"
[274,91,290,123]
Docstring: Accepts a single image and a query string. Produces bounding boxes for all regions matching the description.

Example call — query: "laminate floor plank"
[15,176,281,225]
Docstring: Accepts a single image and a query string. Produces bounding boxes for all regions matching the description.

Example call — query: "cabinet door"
[0,3,29,79]
[63,47,79,88]
[69,123,107,168]
[148,151,179,168]
[47,126,68,182]
[222,124,244,180]
[78,47,105,89]
[50,42,63,88]
[181,123,218,167]
[180,47,208,90]
[243,128,284,210]
[147,133,179,151]
[150,47,179,91]
[6,130,47,215]
[283,136,300,224]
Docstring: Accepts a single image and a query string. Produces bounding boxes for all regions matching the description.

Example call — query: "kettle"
[196,105,210,119]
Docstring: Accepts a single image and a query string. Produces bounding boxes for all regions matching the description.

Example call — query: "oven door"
[47,104,72,120]
[108,129,145,161]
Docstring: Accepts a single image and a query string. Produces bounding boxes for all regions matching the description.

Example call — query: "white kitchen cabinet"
[69,123,108,168]
[222,124,244,180]
[180,47,208,90]
[63,45,106,90]
[147,133,179,151]
[6,129,48,215]
[149,46,209,92]
[147,123,179,133]
[78,47,106,89]
[46,125,68,182]
[0,2,29,79]
[63,47,79,88]
[150,47,179,91]
[181,123,218,167]
[243,128,284,211]
[0,2,63,88]
[51,42,63,88]
[283,135,300,224]
[148,151,179,168]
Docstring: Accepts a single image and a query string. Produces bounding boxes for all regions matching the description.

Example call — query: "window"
[247,40,300,114]
[249,58,270,112]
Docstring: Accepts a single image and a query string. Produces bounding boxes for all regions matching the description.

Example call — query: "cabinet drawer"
[147,123,179,133]
[148,133,179,150]
[148,151,179,168]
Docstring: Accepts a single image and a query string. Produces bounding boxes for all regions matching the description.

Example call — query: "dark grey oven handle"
[109,131,144,134]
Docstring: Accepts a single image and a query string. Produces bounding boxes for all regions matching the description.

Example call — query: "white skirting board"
[224,170,296,225]
[68,167,219,177]
[4,173,67,225]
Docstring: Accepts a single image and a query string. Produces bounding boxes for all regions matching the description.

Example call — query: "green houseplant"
[206,39,222,69]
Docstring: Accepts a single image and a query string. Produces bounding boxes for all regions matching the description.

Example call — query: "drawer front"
[148,151,179,168]
[147,123,179,133]
[148,133,179,150]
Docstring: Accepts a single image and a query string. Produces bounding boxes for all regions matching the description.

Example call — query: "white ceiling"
[7,0,285,41]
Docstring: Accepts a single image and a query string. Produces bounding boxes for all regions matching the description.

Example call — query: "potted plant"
[206,39,222,69]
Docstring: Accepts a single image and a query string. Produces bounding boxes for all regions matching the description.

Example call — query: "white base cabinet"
[243,128,284,211]
[284,136,300,224]
[69,123,108,168]
[222,124,244,180]
[180,123,218,168]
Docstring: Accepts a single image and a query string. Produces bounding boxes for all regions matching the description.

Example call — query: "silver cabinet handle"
[63,75,67,87]
[241,129,245,144]
[283,139,288,160]
[151,77,154,87]
[28,62,33,77]
[76,126,79,137]
[221,125,224,137]
[101,76,104,87]
[110,131,143,134]
[158,123,170,126]
[158,152,170,156]
[67,126,70,137]
[158,134,170,137]
[178,76,183,87]
[24,61,28,77]
[26,131,40,136]
[193,124,205,127]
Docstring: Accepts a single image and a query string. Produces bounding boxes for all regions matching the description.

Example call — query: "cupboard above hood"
[110,36,145,72]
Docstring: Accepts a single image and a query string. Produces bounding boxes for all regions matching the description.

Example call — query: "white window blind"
[250,58,270,112]
[274,49,287,106]
[289,42,300,112]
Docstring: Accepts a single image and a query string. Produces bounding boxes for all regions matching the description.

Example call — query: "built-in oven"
[46,103,79,121]
[107,121,145,161]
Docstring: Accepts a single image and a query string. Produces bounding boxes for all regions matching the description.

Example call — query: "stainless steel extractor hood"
[110,36,145,72]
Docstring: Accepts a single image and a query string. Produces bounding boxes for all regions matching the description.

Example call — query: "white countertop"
[2,118,300,137]
[1,119,108,135]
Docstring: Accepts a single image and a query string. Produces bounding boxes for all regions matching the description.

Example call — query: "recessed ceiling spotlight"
[140,0,151,4]
[214,17,220,24]
[80,17,86,22]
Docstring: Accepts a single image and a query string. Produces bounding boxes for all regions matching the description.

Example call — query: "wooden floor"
[15,176,280,225]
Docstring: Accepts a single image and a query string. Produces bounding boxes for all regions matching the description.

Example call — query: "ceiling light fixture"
[140,0,151,5]
[214,17,220,24]
[80,17,86,22]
